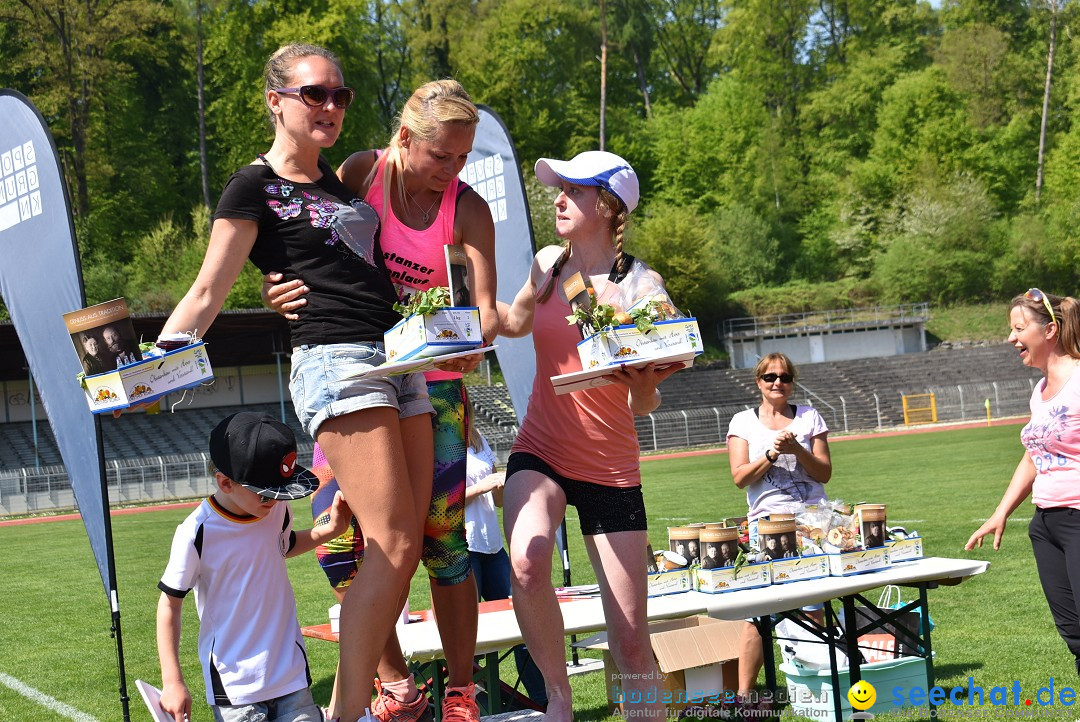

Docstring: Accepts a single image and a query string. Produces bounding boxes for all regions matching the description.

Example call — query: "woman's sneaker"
[371,680,434,722]
[440,684,480,722]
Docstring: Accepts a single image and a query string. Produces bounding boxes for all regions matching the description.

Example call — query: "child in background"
[463,421,547,707]
[156,412,351,722]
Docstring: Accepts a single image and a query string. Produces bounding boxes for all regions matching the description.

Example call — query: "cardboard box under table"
[578,616,741,713]
[81,342,213,413]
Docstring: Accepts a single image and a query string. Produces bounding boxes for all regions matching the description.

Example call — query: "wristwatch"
[764,449,779,463]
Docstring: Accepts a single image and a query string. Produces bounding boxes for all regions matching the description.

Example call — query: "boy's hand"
[159,681,192,721]
[326,490,352,538]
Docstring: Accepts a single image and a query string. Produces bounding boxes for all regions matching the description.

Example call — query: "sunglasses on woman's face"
[760,373,793,384]
[1025,287,1057,326]
[274,85,355,109]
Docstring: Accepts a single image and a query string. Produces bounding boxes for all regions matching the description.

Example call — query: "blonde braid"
[536,243,572,303]
[598,188,629,277]
[612,208,629,278]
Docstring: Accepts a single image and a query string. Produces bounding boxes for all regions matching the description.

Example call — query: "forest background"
[1,0,1078,335]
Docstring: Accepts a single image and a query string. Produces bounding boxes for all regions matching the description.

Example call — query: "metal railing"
[722,303,931,338]
[0,375,1038,516]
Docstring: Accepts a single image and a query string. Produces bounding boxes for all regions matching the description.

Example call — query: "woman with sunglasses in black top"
[726,351,832,703]
[158,44,436,722]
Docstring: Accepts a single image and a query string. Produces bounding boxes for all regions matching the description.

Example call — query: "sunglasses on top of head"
[274,85,355,109]
[1025,287,1057,326]
[760,373,793,384]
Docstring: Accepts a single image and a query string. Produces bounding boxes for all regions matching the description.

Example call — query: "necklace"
[403,185,440,223]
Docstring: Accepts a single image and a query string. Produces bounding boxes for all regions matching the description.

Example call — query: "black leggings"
[1030,507,1080,675]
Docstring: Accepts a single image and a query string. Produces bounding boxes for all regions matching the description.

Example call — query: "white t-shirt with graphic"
[727,405,829,520]
[1024,367,1080,509]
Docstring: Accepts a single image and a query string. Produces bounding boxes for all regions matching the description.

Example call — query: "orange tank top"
[511,284,641,487]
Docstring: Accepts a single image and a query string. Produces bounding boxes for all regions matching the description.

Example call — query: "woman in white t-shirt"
[967,289,1080,674]
[726,352,832,702]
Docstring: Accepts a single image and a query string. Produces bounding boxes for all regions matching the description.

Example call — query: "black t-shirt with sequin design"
[214,158,401,346]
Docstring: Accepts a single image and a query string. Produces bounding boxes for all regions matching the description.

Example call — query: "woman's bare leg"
[318,408,433,721]
[430,577,480,687]
[504,470,572,721]
[584,530,666,720]
[738,621,763,696]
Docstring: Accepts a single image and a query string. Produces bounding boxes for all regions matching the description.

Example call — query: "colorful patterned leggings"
[310,379,471,589]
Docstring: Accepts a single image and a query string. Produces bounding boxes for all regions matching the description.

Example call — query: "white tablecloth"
[397,556,988,663]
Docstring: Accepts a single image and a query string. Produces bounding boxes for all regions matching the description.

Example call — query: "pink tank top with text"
[366,152,461,381]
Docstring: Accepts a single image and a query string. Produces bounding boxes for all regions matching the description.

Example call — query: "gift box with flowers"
[561,266,702,371]
[384,286,483,363]
[885,529,924,562]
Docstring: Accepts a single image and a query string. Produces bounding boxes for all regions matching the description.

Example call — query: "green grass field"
[0,422,1071,721]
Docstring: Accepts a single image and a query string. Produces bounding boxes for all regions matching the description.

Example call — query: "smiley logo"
[848,680,876,711]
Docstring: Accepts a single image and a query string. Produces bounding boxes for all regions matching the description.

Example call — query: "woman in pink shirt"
[967,289,1080,672]
[498,151,680,721]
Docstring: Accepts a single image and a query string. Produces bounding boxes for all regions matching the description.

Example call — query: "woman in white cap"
[499,151,680,721]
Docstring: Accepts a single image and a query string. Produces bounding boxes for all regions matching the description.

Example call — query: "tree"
[652,0,724,102]
[455,0,597,164]
[0,0,164,217]
[647,77,771,213]
[1036,0,1063,203]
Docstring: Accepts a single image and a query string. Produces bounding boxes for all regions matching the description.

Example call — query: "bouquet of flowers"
[394,286,451,318]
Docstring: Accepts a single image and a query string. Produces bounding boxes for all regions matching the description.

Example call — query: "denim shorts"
[290,342,433,439]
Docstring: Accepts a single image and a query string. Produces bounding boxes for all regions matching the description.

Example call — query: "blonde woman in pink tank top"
[498,151,682,722]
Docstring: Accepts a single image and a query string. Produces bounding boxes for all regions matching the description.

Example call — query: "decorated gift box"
[384,307,482,363]
[695,560,772,594]
[647,547,692,597]
[81,342,214,414]
[827,547,890,577]
[885,535,924,562]
[648,568,694,597]
[770,554,830,584]
[576,317,702,370]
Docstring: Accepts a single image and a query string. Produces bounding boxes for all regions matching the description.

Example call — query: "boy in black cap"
[156,412,350,722]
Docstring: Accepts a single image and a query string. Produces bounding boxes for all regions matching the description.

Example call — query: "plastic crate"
[781,656,929,722]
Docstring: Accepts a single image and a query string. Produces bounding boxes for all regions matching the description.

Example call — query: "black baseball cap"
[209,412,318,500]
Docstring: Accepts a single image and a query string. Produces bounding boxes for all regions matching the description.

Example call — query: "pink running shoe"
[371,679,434,722]
[441,684,480,722]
